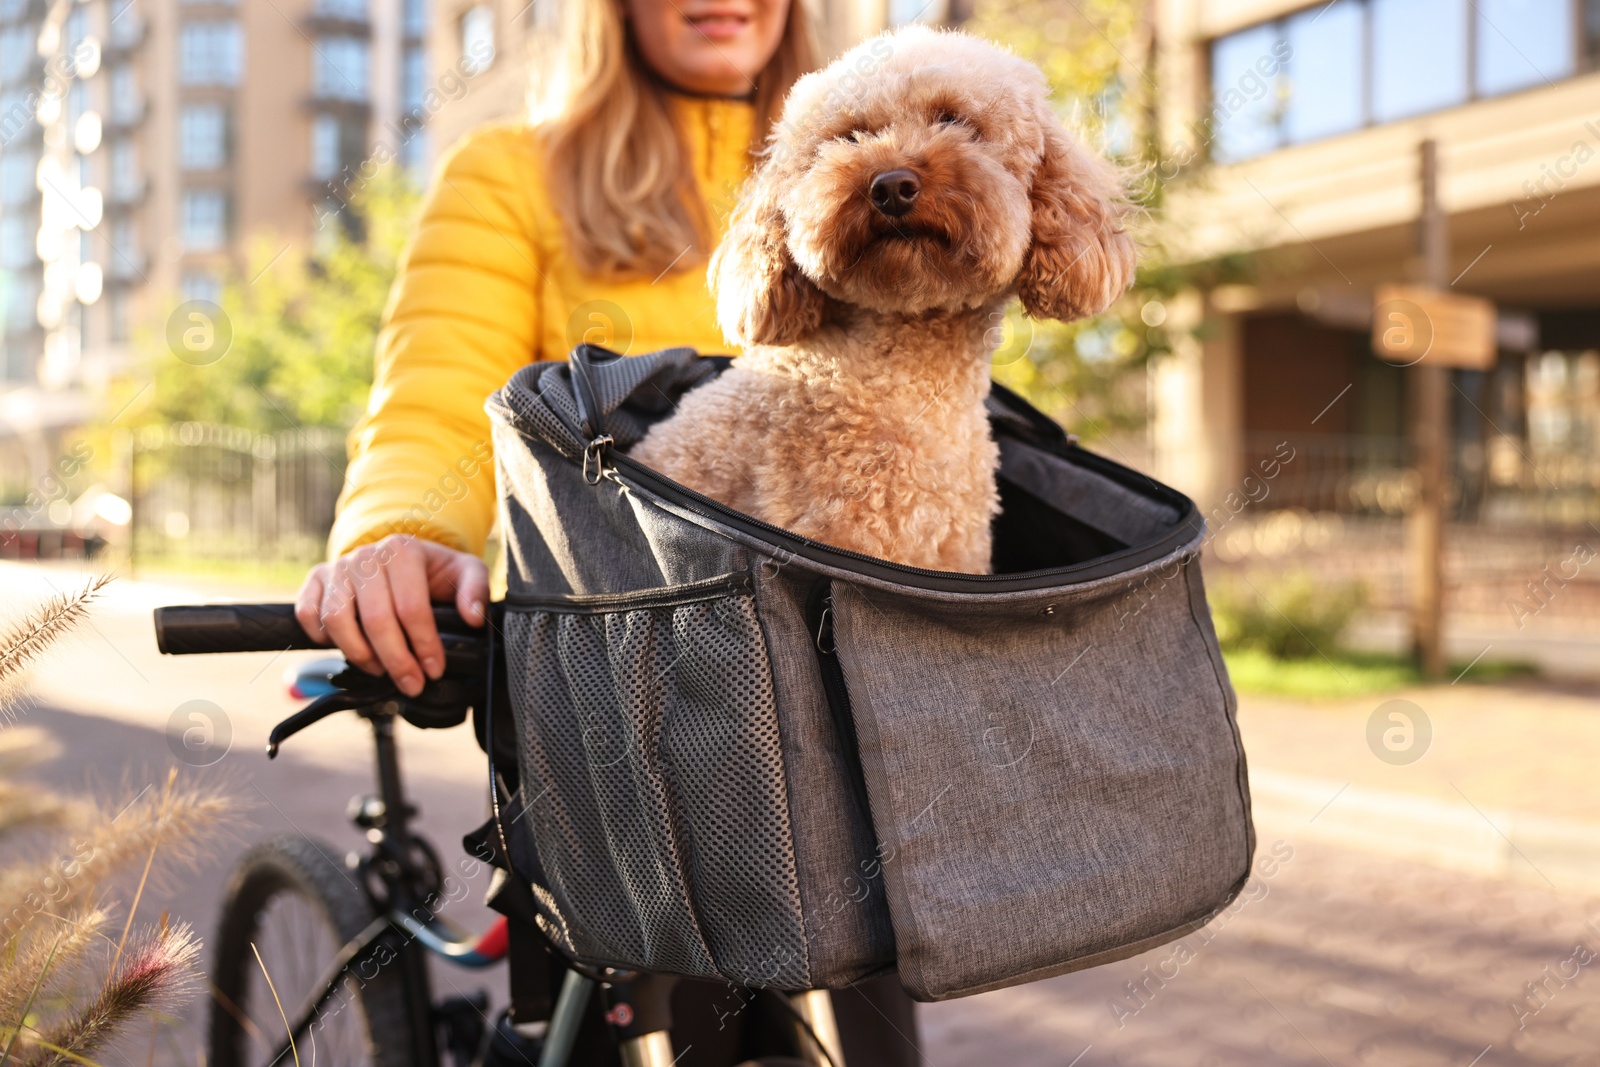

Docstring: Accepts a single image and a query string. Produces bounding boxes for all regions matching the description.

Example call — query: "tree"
[966,0,1254,444]
[130,171,419,434]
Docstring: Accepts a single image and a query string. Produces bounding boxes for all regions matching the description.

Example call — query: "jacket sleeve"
[327,125,543,559]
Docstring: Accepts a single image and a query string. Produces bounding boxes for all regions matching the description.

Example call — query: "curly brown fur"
[632,27,1136,573]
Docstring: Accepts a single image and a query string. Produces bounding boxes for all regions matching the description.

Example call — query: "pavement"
[5,559,1600,1066]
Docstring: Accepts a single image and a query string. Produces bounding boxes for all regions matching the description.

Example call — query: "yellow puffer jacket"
[327,97,757,559]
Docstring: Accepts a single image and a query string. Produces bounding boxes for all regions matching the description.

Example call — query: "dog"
[629,26,1136,573]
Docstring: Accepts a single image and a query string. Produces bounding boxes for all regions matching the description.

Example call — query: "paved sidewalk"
[922,839,1600,1066]
[8,561,1600,1065]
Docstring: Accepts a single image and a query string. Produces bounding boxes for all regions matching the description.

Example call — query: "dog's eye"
[937,111,966,127]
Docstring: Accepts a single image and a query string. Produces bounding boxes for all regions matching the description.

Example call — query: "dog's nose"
[869,169,920,217]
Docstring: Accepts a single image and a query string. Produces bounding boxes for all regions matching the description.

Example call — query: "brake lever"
[267,690,376,757]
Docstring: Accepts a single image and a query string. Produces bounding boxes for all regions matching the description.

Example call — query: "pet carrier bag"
[485,344,1254,1002]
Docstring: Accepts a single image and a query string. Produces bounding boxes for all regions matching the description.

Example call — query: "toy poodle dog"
[629,26,1135,574]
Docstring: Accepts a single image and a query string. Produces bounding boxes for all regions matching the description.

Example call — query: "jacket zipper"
[805,580,876,828]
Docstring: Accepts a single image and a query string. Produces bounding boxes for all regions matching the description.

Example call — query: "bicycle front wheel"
[209,833,417,1067]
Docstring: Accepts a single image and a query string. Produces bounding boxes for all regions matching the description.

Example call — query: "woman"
[294,0,921,1062]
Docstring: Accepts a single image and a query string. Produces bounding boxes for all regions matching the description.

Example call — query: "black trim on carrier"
[504,572,754,613]
[606,449,1202,595]
[512,348,1206,595]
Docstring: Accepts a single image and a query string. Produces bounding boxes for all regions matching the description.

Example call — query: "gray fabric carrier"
[486,345,1254,1002]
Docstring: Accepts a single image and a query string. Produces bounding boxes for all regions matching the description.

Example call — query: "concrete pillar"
[1151,290,1242,511]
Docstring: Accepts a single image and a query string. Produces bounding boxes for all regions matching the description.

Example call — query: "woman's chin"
[661,44,766,94]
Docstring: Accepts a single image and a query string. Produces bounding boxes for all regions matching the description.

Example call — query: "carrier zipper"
[504,572,753,613]
[607,450,1202,595]
[805,581,876,829]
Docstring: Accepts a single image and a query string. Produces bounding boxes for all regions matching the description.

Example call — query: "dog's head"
[711,26,1137,348]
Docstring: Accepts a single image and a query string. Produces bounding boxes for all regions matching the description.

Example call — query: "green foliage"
[1223,647,1538,700]
[1210,571,1367,659]
[969,0,1257,442]
[132,172,419,434]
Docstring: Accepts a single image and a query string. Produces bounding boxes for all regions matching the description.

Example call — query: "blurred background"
[1,0,1598,1061]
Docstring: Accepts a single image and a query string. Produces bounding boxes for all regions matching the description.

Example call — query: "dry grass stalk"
[0,909,109,1029]
[14,922,199,1067]
[0,575,113,723]
[0,777,234,945]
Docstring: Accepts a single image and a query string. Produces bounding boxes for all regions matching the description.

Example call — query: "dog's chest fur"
[629,311,1001,574]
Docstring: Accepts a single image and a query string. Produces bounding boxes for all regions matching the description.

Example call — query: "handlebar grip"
[154,603,316,655]
[154,603,482,655]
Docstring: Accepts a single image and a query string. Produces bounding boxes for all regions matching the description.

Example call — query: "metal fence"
[1209,431,1600,625]
[131,422,347,564]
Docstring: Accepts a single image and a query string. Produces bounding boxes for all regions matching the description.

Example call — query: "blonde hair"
[535,0,818,279]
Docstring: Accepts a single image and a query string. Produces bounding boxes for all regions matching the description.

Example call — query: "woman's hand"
[295,535,489,697]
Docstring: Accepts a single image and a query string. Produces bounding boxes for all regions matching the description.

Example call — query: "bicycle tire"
[209,833,417,1067]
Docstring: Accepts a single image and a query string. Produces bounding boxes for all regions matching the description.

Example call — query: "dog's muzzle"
[869,169,920,218]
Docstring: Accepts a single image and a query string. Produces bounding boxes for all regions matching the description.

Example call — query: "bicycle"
[154,602,848,1067]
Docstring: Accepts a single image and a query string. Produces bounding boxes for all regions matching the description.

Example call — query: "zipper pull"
[582,433,614,485]
[814,595,836,654]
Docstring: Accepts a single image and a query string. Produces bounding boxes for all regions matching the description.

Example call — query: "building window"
[311,113,340,179]
[1209,24,1284,163]
[181,189,228,250]
[888,0,945,23]
[179,22,242,86]
[459,5,494,73]
[108,65,140,123]
[1475,0,1575,95]
[1283,1,1364,144]
[0,149,34,205]
[401,130,428,173]
[0,26,33,83]
[110,215,138,270]
[64,7,88,50]
[109,139,139,199]
[314,35,369,100]
[179,104,228,169]
[181,271,222,304]
[403,0,427,37]
[315,0,367,18]
[0,215,31,269]
[1210,0,1589,160]
[108,289,128,342]
[402,45,426,111]
[311,114,365,181]
[1371,0,1469,121]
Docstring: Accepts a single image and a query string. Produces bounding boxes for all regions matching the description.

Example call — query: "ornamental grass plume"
[0,575,236,1066]
[0,575,112,724]
[12,922,200,1067]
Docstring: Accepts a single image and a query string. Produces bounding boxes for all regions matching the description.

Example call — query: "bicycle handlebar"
[154,603,478,656]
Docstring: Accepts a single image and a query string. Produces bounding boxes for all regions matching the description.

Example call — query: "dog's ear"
[1016,120,1137,322]
[710,164,825,348]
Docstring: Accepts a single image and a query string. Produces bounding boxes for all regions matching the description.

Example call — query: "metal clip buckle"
[582,434,614,485]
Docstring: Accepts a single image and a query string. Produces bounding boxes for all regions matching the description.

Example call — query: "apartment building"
[0,0,437,491]
[1150,0,1600,518]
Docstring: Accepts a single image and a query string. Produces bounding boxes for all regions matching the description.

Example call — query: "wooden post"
[1410,140,1449,679]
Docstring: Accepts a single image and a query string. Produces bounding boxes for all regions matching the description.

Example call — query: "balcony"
[303,13,370,35]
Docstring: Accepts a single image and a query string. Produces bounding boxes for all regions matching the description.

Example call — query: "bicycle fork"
[536,970,846,1067]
